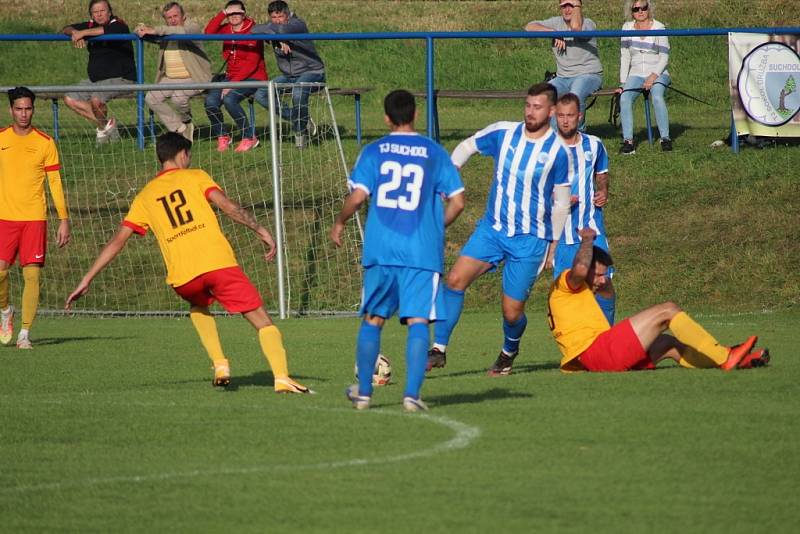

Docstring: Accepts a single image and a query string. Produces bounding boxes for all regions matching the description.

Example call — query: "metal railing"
[2,27,800,151]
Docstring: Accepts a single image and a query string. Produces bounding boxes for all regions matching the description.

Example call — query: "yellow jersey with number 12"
[123,168,238,287]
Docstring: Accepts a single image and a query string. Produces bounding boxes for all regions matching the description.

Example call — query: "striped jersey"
[561,133,609,245]
[472,122,571,239]
[348,132,464,273]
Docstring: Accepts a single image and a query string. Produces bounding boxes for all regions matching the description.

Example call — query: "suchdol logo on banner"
[737,42,800,127]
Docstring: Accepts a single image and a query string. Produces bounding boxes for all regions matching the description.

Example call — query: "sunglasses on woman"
[631,4,649,13]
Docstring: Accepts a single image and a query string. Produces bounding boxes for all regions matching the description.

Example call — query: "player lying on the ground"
[65,132,311,393]
[547,227,769,372]
[330,89,465,411]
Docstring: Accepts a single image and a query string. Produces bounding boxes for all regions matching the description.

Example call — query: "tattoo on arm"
[596,172,608,196]
[228,204,262,231]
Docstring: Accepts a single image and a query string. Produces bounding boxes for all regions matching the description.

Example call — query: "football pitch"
[2,308,798,532]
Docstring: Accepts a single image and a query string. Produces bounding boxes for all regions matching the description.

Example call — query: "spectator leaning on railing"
[253,0,326,149]
[62,0,136,144]
[135,2,212,141]
[204,0,268,154]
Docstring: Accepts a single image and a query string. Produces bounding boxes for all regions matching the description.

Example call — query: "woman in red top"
[204,1,268,153]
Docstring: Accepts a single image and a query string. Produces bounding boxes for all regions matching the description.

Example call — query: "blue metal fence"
[2,27,799,150]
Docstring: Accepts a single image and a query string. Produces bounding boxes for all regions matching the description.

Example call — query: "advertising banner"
[730,33,800,137]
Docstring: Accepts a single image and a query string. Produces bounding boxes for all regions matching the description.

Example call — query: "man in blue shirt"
[552,92,615,325]
[428,83,573,376]
[330,90,465,412]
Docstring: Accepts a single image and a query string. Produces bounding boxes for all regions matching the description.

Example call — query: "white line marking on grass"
[2,405,480,494]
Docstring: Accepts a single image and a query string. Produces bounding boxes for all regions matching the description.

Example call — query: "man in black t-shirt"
[62,0,137,144]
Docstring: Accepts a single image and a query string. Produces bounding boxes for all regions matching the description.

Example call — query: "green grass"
[1,309,798,532]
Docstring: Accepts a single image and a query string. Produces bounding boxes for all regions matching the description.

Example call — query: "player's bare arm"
[57,219,71,248]
[65,225,134,308]
[444,192,465,227]
[330,188,368,247]
[207,189,276,261]
[594,172,608,207]
[566,227,596,289]
[451,136,479,169]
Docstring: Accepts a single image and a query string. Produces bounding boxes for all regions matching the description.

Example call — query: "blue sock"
[404,323,430,399]
[595,294,616,325]
[433,286,465,346]
[356,321,382,397]
[502,314,527,355]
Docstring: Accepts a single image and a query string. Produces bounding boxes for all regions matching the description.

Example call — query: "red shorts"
[173,266,263,313]
[0,220,47,266]
[578,318,655,372]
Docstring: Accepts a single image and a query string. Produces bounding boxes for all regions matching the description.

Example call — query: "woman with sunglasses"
[616,0,672,154]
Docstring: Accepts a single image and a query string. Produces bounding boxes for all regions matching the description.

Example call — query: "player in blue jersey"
[330,89,465,411]
[428,82,573,376]
[552,93,616,325]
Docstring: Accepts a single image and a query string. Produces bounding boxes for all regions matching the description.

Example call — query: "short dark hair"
[592,246,614,268]
[384,89,415,127]
[8,86,35,106]
[528,82,557,105]
[557,92,580,109]
[162,1,184,15]
[156,132,192,164]
[224,0,246,13]
[267,1,289,15]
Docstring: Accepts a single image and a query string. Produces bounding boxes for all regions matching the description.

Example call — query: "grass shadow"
[425,360,560,380]
[23,335,134,347]
[425,387,534,407]
[219,370,327,392]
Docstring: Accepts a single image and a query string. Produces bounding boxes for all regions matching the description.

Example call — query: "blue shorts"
[361,265,444,323]
[553,233,614,280]
[460,220,549,302]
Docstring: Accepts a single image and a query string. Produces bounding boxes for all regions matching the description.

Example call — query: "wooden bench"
[411,88,654,144]
[34,86,373,146]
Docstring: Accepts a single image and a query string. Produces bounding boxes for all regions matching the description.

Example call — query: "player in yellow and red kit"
[65,132,310,393]
[547,227,769,372]
[0,87,71,349]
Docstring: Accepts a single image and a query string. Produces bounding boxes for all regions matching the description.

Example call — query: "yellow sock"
[0,269,8,309]
[189,307,226,364]
[21,266,40,330]
[678,347,720,369]
[669,311,728,365]
[258,325,289,378]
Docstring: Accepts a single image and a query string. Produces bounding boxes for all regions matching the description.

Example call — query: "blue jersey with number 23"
[348,132,464,273]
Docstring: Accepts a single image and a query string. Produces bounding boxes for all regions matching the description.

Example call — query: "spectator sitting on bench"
[62,0,137,144]
[525,0,603,132]
[135,2,211,142]
[204,0,267,153]
[253,1,326,149]
[616,0,672,155]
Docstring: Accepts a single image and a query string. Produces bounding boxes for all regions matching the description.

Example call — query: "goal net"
[6,81,363,317]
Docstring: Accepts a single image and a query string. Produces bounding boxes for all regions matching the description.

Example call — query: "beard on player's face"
[525,116,549,132]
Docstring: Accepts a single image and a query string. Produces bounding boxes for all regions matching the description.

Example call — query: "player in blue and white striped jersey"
[331,90,465,411]
[552,93,616,325]
[428,83,573,376]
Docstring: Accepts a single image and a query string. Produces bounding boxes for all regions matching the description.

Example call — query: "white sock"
[18,328,29,340]
[433,343,447,352]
